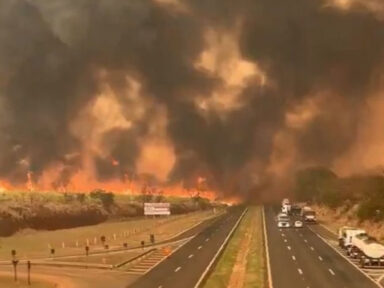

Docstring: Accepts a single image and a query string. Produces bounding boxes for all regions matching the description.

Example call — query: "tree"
[90,189,115,209]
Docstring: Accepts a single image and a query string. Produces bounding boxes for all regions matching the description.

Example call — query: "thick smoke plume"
[0,0,384,198]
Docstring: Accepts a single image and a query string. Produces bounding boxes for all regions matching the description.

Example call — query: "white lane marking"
[175,266,181,272]
[300,234,303,237]
[310,246,314,251]
[298,268,303,275]
[188,254,194,259]
[287,246,291,250]
[284,239,287,243]
[318,256,323,261]
[263,207,274,288]
[329,268,335,276]
[304,239,308,243]
[281,233,285,237]
[292,255,296,261]
[158,286,163,288]
[194,209,248,288]
[198,245,203,250]
[279,229,282,232]
[378,274,384,283]
[205,238,209,242]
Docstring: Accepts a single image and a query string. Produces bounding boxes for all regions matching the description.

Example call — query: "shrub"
[357,199,384,222]
[90,189,115,210]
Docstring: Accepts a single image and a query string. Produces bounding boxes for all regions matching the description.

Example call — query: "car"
[294,220,303,228]
[278,221,290,228]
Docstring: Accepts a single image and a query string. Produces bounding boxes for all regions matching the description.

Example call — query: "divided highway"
[265,206,380,288]
[128,207,246,288]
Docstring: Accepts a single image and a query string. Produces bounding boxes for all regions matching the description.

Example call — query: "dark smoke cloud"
[0,0,384,196]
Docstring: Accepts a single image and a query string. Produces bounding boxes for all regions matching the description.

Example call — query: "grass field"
[0,209,220,261]
[204,207,266,288]
[0,276,55,288]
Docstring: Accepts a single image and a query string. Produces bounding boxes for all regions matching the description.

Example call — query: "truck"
[338,226,367,249]
[281,198,291,214]
[301,206,317,223]
[349,234,384,267]
[282,203,291,214]
[277,213,290,228]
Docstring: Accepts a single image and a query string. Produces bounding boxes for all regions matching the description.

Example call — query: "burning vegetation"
[0,0,384,200]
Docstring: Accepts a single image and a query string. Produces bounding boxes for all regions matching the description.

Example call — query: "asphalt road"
[265,206,379,288]
[128,206,245,288]
[0,211,230,288]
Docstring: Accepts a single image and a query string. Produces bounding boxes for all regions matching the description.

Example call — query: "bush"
[90,189,115,210]
[357,200,384,222]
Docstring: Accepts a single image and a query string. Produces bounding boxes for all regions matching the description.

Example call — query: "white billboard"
[144,203,171,215]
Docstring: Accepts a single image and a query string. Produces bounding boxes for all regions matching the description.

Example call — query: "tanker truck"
[348,234,384,268]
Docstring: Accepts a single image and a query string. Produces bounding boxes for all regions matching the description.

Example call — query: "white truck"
[277,213,290,228]
[338,226,367,249]
[281,198,291,215]
[301,206,317,223]
[350,234,384,267]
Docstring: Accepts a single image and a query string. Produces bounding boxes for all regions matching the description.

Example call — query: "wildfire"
[0,171,219,201]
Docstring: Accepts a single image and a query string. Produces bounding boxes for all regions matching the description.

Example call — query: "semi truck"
[301,206,317,223]
[338,226,367,249]
[350,234,384,267]
[281,198,291,215]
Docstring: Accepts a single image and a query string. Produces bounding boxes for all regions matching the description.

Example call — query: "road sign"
[144,203,171,216]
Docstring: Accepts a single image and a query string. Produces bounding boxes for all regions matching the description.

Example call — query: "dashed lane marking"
[298,268,303,275]
[329,268,335,276]
[310,246,314,251]
[292,255,296,261]
[175,266,181,272]
[318,256,323,261]
[287,246,291,250]
[188,254,194,259]
[198,246,203,250]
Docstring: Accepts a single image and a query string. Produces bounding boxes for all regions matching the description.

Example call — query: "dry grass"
[313,204,384,241]
[0,276,55,288]
[0,209,220,260]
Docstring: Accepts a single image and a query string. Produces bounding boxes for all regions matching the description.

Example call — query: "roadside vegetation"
[294,167,384,240]
[204,207,266,288]
[0,190,216,236]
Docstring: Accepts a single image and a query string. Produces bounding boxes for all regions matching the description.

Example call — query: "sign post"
[27,261,31,285]
[12,259,18,282]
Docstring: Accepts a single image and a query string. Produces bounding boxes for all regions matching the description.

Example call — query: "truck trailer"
[348,233,384,267]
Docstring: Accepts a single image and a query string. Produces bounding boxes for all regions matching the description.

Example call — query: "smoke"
[0,0,384,197]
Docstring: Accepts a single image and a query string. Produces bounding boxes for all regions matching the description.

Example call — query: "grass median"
[204,206,266,288]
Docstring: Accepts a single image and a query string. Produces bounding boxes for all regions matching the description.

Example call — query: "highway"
[265,206,380,288]
[128,206,246,288]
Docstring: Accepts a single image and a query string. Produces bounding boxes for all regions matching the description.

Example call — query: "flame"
[0,168,219,201]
